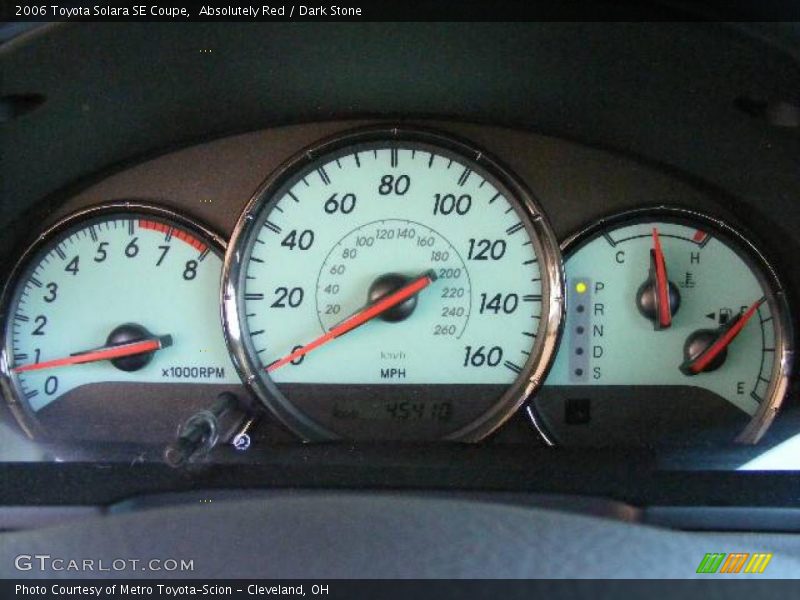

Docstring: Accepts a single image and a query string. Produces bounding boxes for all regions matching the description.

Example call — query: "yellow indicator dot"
[575,282,588,294]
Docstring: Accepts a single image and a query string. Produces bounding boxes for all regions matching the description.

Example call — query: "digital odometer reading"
[223,128,563,441]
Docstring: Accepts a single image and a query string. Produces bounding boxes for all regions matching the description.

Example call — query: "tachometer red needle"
[683,298,765,375]
[267,270,437,373]
[652,227,672,328]
[12,335,172,374]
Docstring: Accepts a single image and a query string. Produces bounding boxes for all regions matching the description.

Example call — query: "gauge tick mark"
[263,220,282,234]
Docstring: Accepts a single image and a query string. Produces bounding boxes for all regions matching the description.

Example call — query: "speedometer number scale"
[224,128,563,441]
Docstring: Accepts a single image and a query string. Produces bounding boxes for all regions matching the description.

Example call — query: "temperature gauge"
[532,207,793,446]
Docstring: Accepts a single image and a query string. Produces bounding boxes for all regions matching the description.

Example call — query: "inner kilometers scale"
[223,128,563,442]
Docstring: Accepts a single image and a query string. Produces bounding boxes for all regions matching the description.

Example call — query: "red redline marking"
[693,230,708,243]
[138,219,207,252]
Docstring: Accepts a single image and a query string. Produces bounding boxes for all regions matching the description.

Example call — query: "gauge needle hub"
[12,335,172,374]
[267,270,437,373]
[681,297,765,375]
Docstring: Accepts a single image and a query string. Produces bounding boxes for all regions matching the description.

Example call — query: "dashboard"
[2,117,799,467]
[1,21,800,577]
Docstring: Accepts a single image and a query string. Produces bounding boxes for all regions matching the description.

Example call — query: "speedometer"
[223,127,563,441]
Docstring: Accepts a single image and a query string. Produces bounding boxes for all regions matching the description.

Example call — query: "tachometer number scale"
[0,204,240,442]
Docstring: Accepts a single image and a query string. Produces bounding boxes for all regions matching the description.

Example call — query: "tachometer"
[0,203,242,443]
[223,127,563,441]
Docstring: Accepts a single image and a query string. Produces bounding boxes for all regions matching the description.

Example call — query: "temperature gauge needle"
[267,270,436,373]
[636,227,679,329]
[651,227,673,329]
[681,297,765,375]
[12,335,172,374]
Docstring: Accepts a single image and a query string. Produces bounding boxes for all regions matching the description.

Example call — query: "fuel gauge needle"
[681,297,765,375]
[12,335,172,374]
[267,270,436,373]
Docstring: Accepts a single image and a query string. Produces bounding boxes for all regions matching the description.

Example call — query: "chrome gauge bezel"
[222,125,565,442]
[0,201,228,440]
[526,206,795,445]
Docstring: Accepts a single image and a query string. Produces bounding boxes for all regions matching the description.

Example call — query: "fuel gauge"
[531,207,793,446]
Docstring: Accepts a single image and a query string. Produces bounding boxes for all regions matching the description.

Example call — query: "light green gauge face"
[1,206,240,440]
[535,210,792,446]
[224,130,563,442]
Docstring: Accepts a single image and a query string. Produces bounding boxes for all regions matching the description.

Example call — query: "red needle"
[684,298,765,375]
[12,335,172,374]
[267,270,436,373]
[652,227,672,328]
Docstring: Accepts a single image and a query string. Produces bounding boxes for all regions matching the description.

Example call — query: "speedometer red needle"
[652,227,672,328]
[12,335,172,374]
[683,298,765,375]
[267,270,437,373]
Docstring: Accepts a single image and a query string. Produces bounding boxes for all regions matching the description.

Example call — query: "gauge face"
[223,128,563,441]
[0,204,241,443]
[533,208,793,446]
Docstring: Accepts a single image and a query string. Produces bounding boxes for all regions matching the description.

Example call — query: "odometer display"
[223,127,563,441]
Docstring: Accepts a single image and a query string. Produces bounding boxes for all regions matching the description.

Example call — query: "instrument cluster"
[0,123,794,460]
